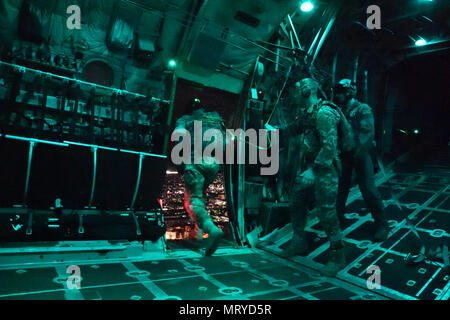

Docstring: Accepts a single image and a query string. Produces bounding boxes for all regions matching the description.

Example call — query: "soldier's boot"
[317,209,346,277]
[282,202,309,258]
[281,231,309,258]
[373,219,390,242]
[321,242,347,277]
[202,219,223,256]
[372,209,390,242]
[363,185,389,242]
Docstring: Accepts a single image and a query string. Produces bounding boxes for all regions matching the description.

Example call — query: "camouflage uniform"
[268,102,299,201]
[288,100,343,254]
[336,99,387,240]
[175,109,225,255]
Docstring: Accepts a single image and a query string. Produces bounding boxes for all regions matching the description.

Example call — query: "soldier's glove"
[298,168,315,190]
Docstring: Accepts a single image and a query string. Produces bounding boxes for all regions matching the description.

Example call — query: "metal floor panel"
[258,167,450,300]
[0,246,387,300]
[0,168,448,300]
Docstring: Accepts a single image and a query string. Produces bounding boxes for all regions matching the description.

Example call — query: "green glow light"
[168,59,177,68]
[415,39,427,46]
[300,1,314,12]
[414,129,420,134]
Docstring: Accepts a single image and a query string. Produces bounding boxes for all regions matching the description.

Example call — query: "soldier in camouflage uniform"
[174,101,225,256]
[334,79,389,241]
[283,78,346,277]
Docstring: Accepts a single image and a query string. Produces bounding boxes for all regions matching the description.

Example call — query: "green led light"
[300,1,314,12]
[414,129,420,134]
[415,39,427,46]
[168,59,177,68]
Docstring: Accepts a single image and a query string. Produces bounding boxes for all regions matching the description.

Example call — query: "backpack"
[319,101,356,154]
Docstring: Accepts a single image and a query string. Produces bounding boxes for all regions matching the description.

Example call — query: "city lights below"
[415,39,427,46]
[300,1,314,12]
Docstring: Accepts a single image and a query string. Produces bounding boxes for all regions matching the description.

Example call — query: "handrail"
[0,60,170,103]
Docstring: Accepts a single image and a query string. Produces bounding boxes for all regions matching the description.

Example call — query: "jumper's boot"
[281,231,309,258]
[321,243,346,277]
[202,219,224,256]
[185,191,223,256]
